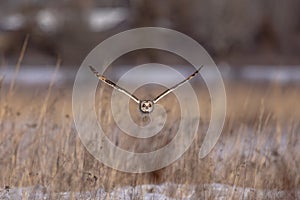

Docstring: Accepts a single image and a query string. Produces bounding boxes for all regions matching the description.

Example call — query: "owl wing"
[89,65,140,104]
[153,65,203,104]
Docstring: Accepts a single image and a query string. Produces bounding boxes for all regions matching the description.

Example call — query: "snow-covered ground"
[1,183,299,200]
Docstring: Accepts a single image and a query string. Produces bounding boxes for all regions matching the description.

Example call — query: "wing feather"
[153,65,203,103]
[89,66,140,104]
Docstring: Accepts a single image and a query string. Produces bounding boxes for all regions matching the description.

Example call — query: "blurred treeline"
[0,0,299,66]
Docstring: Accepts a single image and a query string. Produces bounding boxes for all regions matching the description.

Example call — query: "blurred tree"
[0,0,299,65]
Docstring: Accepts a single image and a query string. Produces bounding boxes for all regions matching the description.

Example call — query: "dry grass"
[0,68,299,199]
[0,36,299,198]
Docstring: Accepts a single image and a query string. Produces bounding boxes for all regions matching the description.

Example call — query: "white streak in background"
[0,67,66,85]
[0,14,24,31]
[0,65,300,86]
[240,66,300,83]
[0,8,128,33]
[113,65,300,85]
[87,8,128,32]
[36,10,61,33]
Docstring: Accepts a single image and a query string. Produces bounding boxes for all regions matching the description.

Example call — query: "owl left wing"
[153,65,203,103]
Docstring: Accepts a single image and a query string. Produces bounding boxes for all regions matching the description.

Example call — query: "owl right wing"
[89,65,140,104]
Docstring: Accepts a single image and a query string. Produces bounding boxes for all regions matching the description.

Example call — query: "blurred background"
[0,0,300,68]
[0,1,300,197]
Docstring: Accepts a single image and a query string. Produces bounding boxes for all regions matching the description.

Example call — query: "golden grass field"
[0,66,299,199]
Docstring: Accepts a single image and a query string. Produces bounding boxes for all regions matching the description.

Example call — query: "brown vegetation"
[0,71,299,198]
